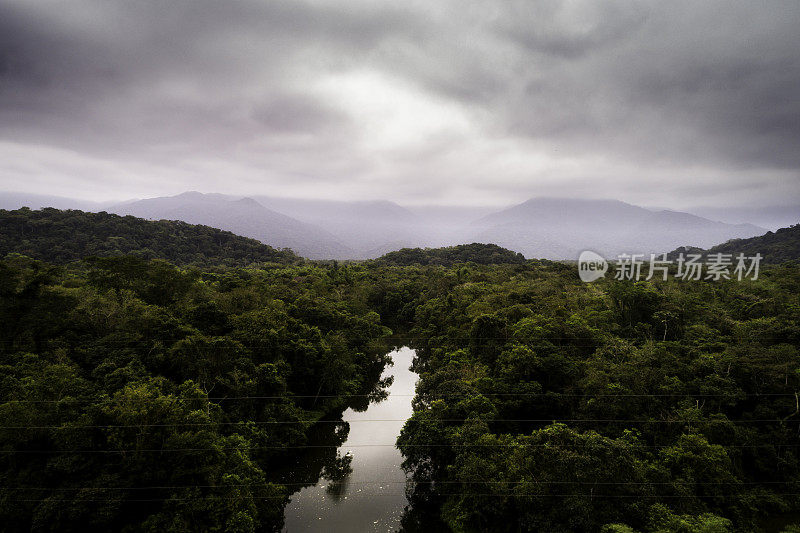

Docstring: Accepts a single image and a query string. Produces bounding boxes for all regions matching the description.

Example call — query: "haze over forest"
[1,191,789,260]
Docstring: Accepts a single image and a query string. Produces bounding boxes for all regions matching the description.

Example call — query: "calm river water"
[282,346,417,532]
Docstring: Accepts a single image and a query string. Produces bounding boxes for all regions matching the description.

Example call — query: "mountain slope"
[256,198,511,257]
[0,191,112,212]
[0,207,299,266]
[109,192,353,259]
[253,195,424,258]
[471,197,766,259]
[374,243,526,266]
[254,196,415,222]
[672,224,800,264]
[3,191,776,261]
[687,204,800,231]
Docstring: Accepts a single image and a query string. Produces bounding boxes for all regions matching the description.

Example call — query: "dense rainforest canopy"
[705,224,800,264]
[385,261,800,533]
[0,254,391,531]
[671,224,800,265]
[374,243,527,266]
[1,212,799,532]
[0,208,299,267]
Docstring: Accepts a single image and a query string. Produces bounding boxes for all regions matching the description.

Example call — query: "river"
[282,346,417,532]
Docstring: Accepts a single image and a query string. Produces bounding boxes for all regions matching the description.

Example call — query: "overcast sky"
[0,0,798,208]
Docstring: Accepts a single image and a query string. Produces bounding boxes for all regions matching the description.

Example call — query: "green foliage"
[602,525,640,533]
[1,239,799,531]
[647,504,732,533]
[0,256,390,531]
[374,242,527,266]
[672,224,800,264]
[0,208,299,267]
[389,260,800,532]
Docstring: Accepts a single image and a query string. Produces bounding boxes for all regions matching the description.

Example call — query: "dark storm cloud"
[464,0,800,170]
[0,0,418,154]
[0,0,798,206]
[498,0,649,59]
[251,94,349,134]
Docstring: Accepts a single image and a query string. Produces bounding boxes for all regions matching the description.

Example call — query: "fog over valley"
[0,190,783,260]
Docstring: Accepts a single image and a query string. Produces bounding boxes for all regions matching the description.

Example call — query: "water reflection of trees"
[349,375,393,412]
[398,466,450,531]
[397,339,450,532]
[322,452,353,500]
[273,419,351,494]
[273,364,394,496]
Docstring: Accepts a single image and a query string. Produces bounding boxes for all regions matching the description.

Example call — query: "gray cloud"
[0,0,798,208]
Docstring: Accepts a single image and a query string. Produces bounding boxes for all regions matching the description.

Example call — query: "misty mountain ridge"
[0,191,114,212]
[0,207,299,266]
[671,224,800,265]
[0,191,778,260]
[469,197,766,259]
[107,192,353,259]
[685,204,800,231]
[253,195,425,256]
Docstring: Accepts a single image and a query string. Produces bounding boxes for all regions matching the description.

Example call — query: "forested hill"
[671,224,800,264]
[374,243,526,266]
[0,207,299,266]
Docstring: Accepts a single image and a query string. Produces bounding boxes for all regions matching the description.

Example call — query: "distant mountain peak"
[470,197,767,260]
[107,192,353,259]
[175,191,205,199]
[521,196,633,206]
[234,197,262,207]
